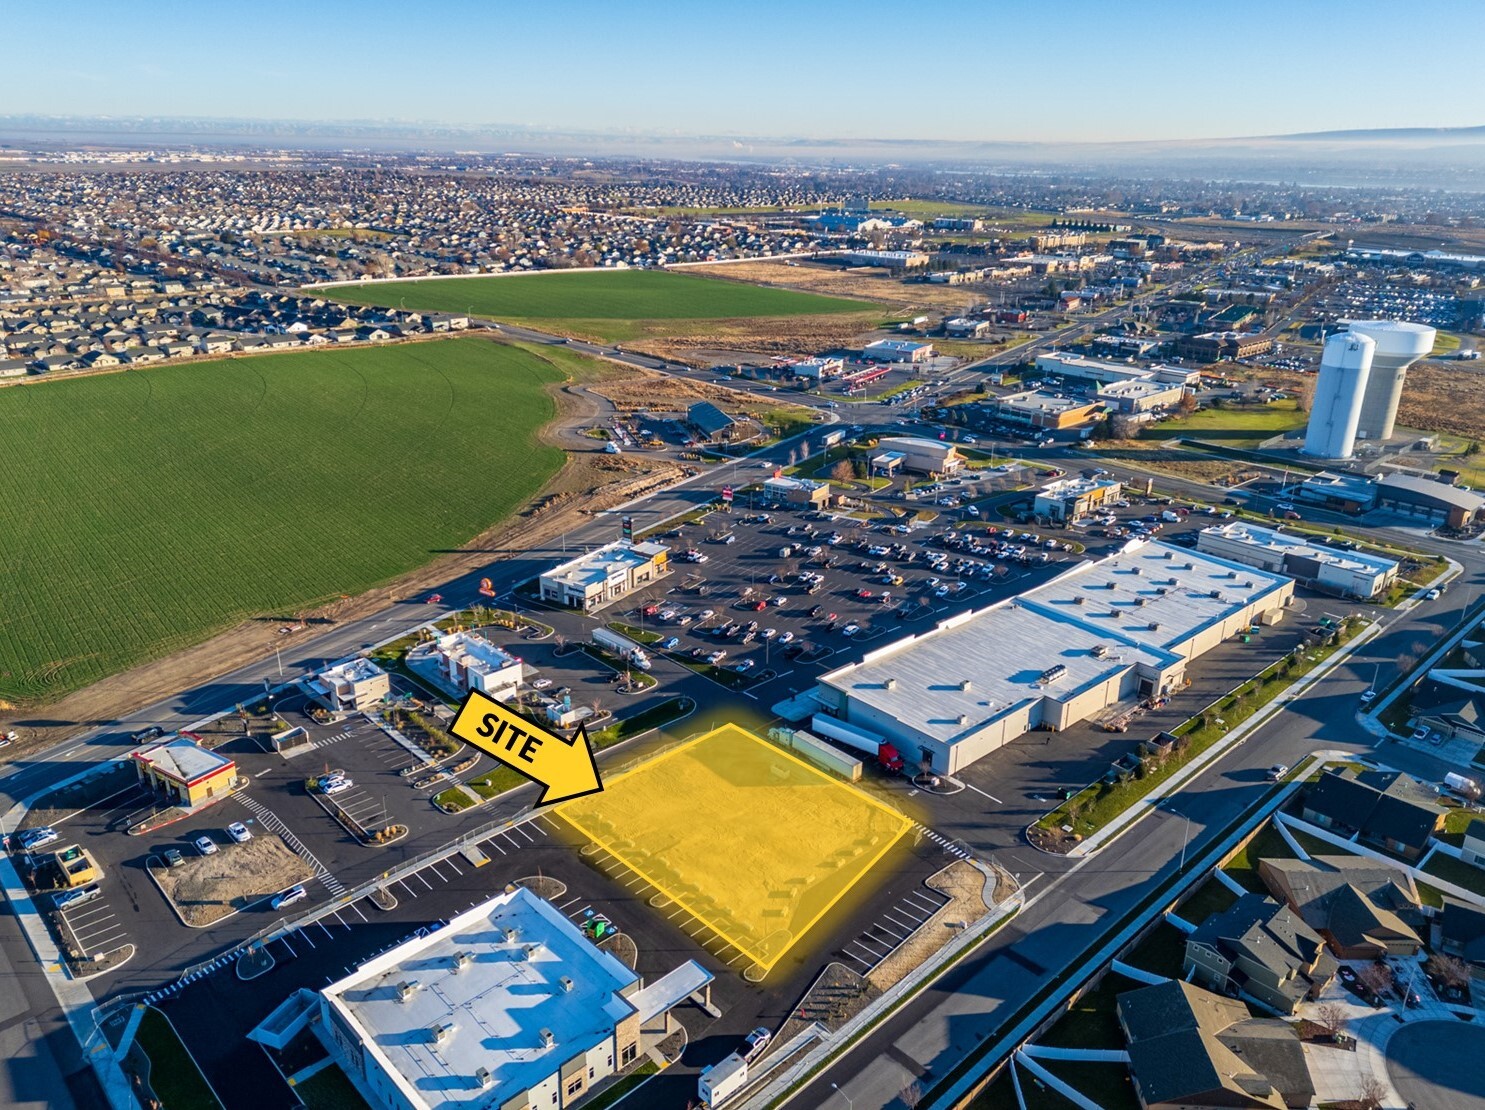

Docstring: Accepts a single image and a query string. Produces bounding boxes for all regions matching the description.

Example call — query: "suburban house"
[1299,768,1446,861]
[1257,855,1423,959]
[1411,677,1485,749]
[1461,818,1485,866]
[1184,893,1338,1015]
[1118,979,1313,1110]
[1439,899,1485,976]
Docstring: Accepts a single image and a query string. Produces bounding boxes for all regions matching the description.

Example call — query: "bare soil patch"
[153,833,317,926]
[1398,361,1485,439]
[867,860,991,992]
[698,259,980,313]
[614,312,883,364]
[774,962,881,1051]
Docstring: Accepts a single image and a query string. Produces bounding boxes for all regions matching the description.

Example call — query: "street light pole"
[831,1084,854,1110]
[1179,811,1192,871]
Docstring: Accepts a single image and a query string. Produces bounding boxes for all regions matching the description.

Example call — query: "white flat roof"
[1199,522,1398,577]
[1026,540,1291,654]
[821,598,1178,746]
[1037,476,1122,501]
[323,887,638,1110]
[878,436,957,454]
[1098,379,1181,397]
[320,657,387,684]
[999,389,1093,415]
[542,541,668,592]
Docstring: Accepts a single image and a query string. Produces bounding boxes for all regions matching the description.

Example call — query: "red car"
[425,593,443,604]
[752,600,768,611]
[857,589,874,599]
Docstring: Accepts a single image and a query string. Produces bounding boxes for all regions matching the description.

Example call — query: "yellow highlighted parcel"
[558,723,911,971]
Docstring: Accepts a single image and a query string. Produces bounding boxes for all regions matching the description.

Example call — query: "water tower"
[1303,331,1375,459]
[1343,320,1436,442]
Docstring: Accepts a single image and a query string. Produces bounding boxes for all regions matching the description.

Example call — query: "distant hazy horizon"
[4,0,1484,144]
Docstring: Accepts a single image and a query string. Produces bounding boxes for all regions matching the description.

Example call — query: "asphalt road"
[1385,1021,1485,1109]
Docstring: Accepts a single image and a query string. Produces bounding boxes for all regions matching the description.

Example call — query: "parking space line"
[278,935,297,957]
[903,892,942,914]
[395,879,418,898]
[331,911,350,929]
[297,927,317,949]
[442,857,463,876]
[317,921,333,939]
[482,837,507,855]
[883,910,922,932]
[869,921,908,942]
[349,901,368,922]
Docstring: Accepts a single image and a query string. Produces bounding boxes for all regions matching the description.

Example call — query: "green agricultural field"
[0,338,564,704]
[317,269,876,343]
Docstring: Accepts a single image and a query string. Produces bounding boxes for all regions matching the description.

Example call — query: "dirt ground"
[773,961,881,1051]
[697,259,981,313]
[617,312,883,364]
[0,338,704,754]
[152,836,314,927]
[867,859,992,993]
[1398,360,1485,439]
[586,369,808,417]
[1092,441,1259,486]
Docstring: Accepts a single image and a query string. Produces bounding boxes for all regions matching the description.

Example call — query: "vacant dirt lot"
[1399,361,1485,439]
[587,367,807,418]
[153,833,314,926]
[698,259,981,313]
[614,312,882,364]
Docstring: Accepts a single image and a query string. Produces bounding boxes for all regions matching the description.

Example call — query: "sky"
[5,0,1483,144]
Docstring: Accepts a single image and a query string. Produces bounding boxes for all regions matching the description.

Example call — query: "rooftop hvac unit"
[1243,580,1254,588]
[1074,595,1085,605]
[1039,664,1068,685]
[884,677,897,691]
[1227,570,1238,579]
[540,1028,556,1048]
[430,1022,455,1045]
[957,714,969,726]
[1184,563,1195,570]
[1091,644,1108,659]
[451,951,471,973]
[959,679,973,691]
[1148,621,1161,631]
[559,976,575,993]
[1155,586,1168,595]
[1109,609,1123,618]
[1163,550,1174,559]
[396,980,421,1003]
[504,927,520,943]
[521,943,540,961]
[1210,590,1223,600]
[475,1068,493,1090]
[1130,565,1142,576]
[1135,597,1148,607]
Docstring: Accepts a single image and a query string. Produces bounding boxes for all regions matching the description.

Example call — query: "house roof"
[1190,892,1334,997]
[1117,980,1295,1110]
[1302,768,1444,851]
[687,401,735,436]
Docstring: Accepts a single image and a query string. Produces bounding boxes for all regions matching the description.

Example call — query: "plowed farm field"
[0,338,563,704]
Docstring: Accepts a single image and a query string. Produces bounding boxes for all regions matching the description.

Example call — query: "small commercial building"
[793,357,843,381]
[1174,331,1274,363]
[1295,470,1379,514]
[1097,379,1186,414]
[131,736,238,808]
[1034,476,1123,523]
[425,630,524,701]
[1375,472,1485,528]
[1035,351,1152,385]
[863,339,934,364]
[1196,522,1398,599]
[869,449,905,476]
[943,317,991,339]
[841,249,930,270]
[994,389,1102,431]
[875,437,962,475]
[306,658,391,714]
[256,886,710,1110]
[762,475,831,509]
[686,401,739,443]
[814,540,1292,774]
[539,541,670,612]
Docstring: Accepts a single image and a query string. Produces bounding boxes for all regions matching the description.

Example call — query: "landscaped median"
[1029,615,1366,854]
[432,696,694,813]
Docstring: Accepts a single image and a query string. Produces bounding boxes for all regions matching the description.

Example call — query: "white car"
[1411,727,1432,743]
[778,631,795,644]
[17,826,60,851]
[194,835,219,856]
[226,822,252,844]
[1426,588,1442,601]
[531,678,553,690]
[761,628,777,640]
[323,778,354,796]
[734,660,756,672]
[660,637,681,650]
[699,610,715,621]
[272,885,308,910]
[841,623,861,637]
[55,886,102,911]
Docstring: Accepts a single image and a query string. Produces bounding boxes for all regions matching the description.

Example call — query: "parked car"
[742,1027,772,1063]
[1267,765,1288,781]
[194,835,218,856]
[1360,688,1377,705]
[17,826,60,851]
[226,822,252,844]
[272,885,308,910]
[54,886,102,911]
[531,678,553,690]
[323,778,354,796]
[1411,727,1432,743]
[659,637,681,651]
[162,848,184,868]
[1426,588,1442,601]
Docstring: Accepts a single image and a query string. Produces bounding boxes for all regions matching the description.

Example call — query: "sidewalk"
[1069,619,1382,858]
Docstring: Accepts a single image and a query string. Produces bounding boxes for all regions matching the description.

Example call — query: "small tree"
[1177,391,1199,416]
[1315,1001,1349,1040]
[1428,952,1471,992]
[1357,1074,1386,1110]
[830,459,855,484]
[1357,961,1394,1002]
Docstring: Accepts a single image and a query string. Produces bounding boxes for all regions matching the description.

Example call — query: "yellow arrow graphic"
[449,690,603,806]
